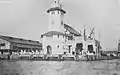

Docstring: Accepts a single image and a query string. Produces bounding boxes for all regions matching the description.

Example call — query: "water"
[0,60,120,75]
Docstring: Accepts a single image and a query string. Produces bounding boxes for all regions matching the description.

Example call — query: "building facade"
[0,35,42,54]
[41,0,101,57]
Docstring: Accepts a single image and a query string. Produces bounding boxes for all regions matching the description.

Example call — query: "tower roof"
[47,0,66,14]
[0,35,41,46]
[47,7,66,14]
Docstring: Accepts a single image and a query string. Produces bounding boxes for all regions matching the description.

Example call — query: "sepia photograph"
[0,0,120,75]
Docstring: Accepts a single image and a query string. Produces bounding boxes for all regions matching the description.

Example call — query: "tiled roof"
[41,24,81,37]
[41,31,72,38]
[0,35,41,46]
[64,24,81,36]
[47,7,66,14]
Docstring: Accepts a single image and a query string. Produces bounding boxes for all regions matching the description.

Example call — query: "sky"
[0,0,120,49]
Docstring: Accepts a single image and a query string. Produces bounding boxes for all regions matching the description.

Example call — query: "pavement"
[0,60,120,75]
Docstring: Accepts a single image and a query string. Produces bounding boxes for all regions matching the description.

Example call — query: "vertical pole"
[65,30,67,53]
[84,28,86,41]
[98,31,101,59]
[118,40,120,51]
[0,60,3,75]
[107,59,109,75]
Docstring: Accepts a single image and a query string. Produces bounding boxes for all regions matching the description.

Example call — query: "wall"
[42,35,66,54]
[48,11,64,32]
[0,38,10,49]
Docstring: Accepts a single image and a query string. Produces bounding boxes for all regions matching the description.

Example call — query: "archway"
[75,43,83,55]
[47,45,52,54]
[88,45,94,53]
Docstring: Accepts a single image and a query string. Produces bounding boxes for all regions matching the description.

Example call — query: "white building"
[41,0,101,58]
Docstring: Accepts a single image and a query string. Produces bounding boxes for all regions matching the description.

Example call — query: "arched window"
[58,35,59,38]
[57,45,59,48]
[88,45,94,53]
[47,45,52,54]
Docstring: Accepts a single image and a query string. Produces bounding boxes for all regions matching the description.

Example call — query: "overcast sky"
[0,0,120,49]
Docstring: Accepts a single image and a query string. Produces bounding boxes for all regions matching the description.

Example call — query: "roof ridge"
[0,35,39,42]
[0,35,41,45]
[64,24,81,36]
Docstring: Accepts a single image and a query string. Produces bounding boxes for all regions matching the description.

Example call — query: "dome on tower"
[47,0,66,14]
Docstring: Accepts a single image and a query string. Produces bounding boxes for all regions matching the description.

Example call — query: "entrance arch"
[47,45,52,54]
[75,43,83,55]
[88,45,94,53]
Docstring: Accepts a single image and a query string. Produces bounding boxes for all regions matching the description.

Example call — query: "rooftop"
[47,7,66,14]
[0,35,42,46]
[41,24,81,37]
[41,31,72,38]
[64,24,81,36]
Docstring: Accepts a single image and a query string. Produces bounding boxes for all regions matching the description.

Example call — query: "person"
[75,48,79,60]
[72,51,75,55]
[7,53,11,60]
[93,51,95,54]
[82,50,87,56]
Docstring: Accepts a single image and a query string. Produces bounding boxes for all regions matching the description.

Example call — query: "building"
[41,0,101,58]
[0,35,42,54]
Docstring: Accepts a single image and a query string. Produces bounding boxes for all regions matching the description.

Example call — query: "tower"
[47,0,66,32]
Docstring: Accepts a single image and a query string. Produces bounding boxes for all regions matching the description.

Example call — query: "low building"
[0,35,42,54]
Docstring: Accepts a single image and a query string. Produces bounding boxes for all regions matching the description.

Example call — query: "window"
[52,11,55,14]
[68,45,72,53]
[13,46,17,49]
[88,45,94,53]
[0,43,5,46]
[57,45,59,48]
[64,52,66,54]
[68,36,73,40]
[47,45,52,54]
[76,43,83,52]
[63,46,65,49]
[58,35,59,38]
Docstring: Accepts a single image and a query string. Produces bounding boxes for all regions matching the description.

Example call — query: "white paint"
[48,0,65,32]
[41,0,101,56]
[42,35,65,54]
